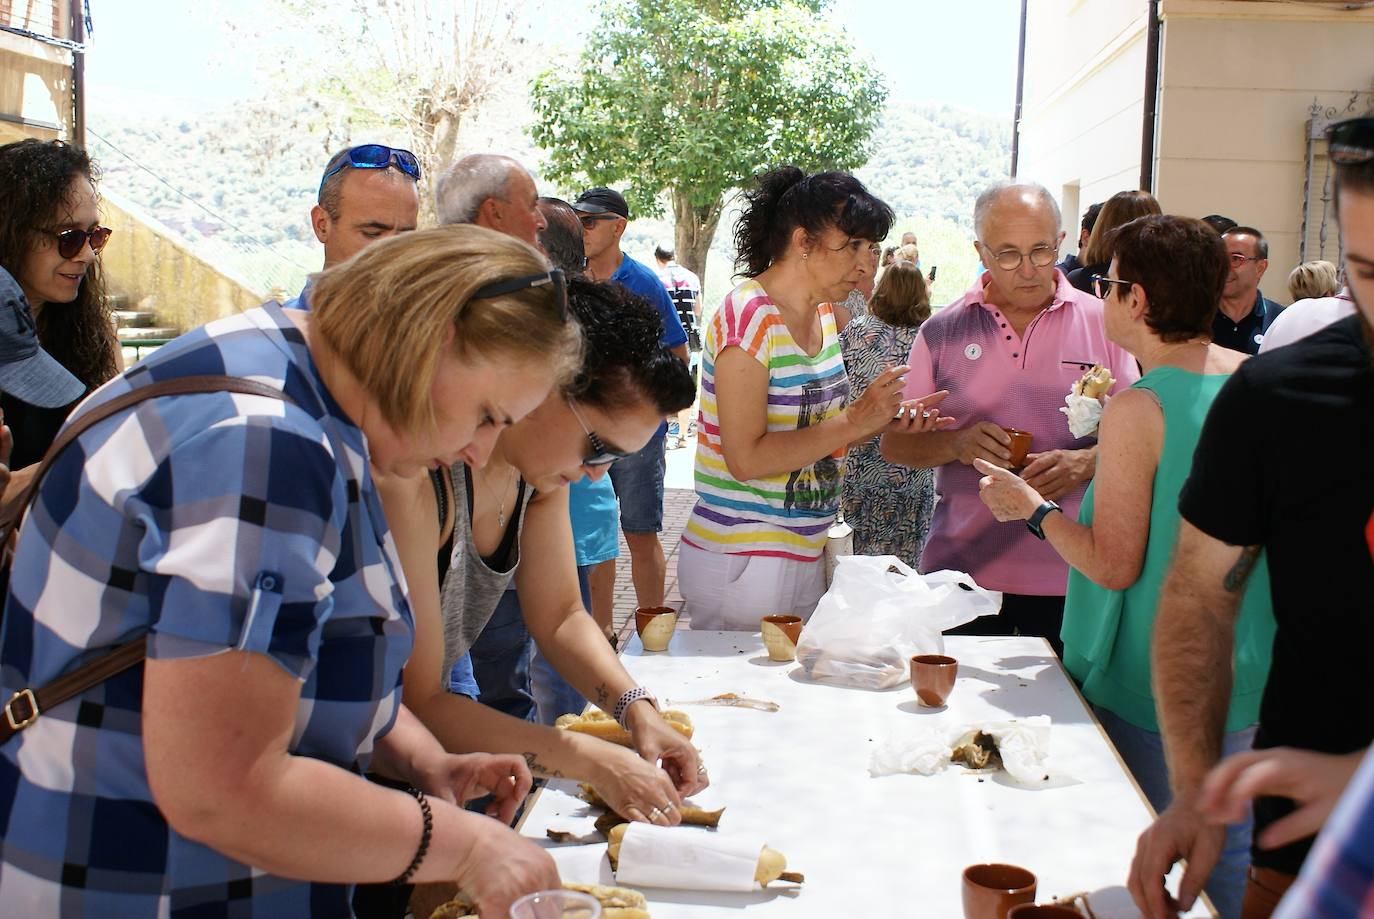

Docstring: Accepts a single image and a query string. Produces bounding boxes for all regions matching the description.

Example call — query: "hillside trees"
[530,0,886,279]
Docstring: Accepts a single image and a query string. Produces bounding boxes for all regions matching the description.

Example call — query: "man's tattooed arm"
[1223,545,1262,593]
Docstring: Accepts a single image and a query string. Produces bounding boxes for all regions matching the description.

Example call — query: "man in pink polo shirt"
[881,183,1138,655]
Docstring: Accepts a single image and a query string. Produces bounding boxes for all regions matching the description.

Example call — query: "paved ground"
[608,430,697,645]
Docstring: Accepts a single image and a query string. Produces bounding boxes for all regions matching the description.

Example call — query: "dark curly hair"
[733,166,894,278]
[0,139,118,390]
[563,277,695,415]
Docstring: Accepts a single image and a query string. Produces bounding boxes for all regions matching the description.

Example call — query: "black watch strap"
[1026,501,1062,540]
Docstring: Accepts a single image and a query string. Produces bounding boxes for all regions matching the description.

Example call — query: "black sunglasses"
[317,144,421,198]
[470,268,568,322]
[1091,273,1133,299]
[36,225,112,260]
[566,398,631,467]
[1328,117,1374,165]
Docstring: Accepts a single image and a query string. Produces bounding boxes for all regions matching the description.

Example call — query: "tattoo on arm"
[522,752,564,779]
[594,684,610,710]
[1223,545,1262,593]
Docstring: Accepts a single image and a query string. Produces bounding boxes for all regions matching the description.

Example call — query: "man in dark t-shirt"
[1130,117,1374,919]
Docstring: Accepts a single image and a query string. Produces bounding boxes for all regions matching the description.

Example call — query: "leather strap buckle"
[4,688,39,732]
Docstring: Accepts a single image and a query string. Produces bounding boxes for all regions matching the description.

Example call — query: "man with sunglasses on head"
[287,144,421,311]
[881,182,1138,656]
[573,187,689,616]
[1128,115,1374,919]
[1213,225,1284,354]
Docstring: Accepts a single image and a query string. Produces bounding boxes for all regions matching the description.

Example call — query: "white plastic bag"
[795,555,1001,689]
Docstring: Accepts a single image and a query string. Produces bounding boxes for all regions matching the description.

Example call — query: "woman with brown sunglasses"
[0,139,121,471]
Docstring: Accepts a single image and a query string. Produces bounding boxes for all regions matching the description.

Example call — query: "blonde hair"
[869,261,930,327]
[310,224,582,433]
[1287,260,1339,301]
[894,242,920,266]
[1083,190,1162,266]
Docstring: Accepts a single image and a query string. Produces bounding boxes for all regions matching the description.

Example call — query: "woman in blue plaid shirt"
[0,226,580,917]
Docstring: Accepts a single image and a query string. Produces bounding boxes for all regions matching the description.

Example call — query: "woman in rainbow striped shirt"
[677,166,952,630]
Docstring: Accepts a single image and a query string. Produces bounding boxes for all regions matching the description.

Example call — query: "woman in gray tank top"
[378,277,704,828]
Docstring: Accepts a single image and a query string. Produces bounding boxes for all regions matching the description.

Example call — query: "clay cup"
[760,615,804,662]
[911,654,959,707]
[634,607,678,652]
[1001,428,1033,468]
[962,863,1037,919]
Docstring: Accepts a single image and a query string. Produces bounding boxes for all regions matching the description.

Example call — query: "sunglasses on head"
[470,268,568,322]
[1328,117,1374,165]
[317,144,422,198]
[36,225,113,259]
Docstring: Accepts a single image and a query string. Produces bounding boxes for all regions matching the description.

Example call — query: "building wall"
[1155,0,1374,302]
[100,190,266,332]
[0,28,72,141]
[1014,0,1150,253]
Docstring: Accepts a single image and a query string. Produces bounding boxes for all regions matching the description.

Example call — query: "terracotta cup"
[634,606,678,652]
[1001,427,1033,468]
[1008,905,1084,918]
[962,863,1037,919]
[760,615,804,662]
[911,654,959,708]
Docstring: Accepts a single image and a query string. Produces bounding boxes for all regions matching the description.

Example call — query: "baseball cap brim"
[571,200,615,215]
[0,346,85,409]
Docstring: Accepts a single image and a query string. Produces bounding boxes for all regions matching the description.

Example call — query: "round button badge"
[964,343,982,361]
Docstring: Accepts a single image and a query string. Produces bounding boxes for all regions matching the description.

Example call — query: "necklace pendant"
[498,510,507,527]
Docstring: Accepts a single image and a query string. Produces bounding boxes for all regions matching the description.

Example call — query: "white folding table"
[513,631,1215,917]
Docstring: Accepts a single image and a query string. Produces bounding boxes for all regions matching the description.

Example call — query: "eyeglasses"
[578,214,619,231]
[1091,274,1133,299]
[317,144,421,199]
[987,244,1058,271]
[1227,252,1263,267]
[470,268,568,322]
[36,225,112,259]
[1327,116,1374,165]
[565,398,631,467]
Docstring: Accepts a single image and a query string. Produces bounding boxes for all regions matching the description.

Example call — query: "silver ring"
[697,764,708,775]
[647,807,664,821]
[662,801,677,812]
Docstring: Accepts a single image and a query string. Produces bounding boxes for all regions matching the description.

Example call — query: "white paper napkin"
[870,716,1055,786]
[614,823,763,892]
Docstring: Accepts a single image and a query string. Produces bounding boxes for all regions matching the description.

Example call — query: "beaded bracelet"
[390,786,433,886]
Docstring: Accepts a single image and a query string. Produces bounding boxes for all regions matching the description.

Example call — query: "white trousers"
[677,540,827,631]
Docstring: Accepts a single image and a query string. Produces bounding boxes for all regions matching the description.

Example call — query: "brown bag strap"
[1,374,295,745]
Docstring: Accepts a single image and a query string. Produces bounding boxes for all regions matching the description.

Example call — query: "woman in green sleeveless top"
[974,215,1274,919]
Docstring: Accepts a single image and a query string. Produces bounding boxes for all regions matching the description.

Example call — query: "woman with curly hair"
[0,139,122,469]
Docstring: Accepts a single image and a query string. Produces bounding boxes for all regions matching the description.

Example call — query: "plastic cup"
[507,888,602,919]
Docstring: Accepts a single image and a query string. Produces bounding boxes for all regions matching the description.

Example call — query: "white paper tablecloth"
[516,632,1215,917]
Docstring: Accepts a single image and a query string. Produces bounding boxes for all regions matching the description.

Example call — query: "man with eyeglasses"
[286,144,422,311]
[1128,115,1374,919]
[881,182,1138,656]
[573,187,689,615]
[1213,226,1284,354]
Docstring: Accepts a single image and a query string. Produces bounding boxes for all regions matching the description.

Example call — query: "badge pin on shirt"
[965,343,983,361]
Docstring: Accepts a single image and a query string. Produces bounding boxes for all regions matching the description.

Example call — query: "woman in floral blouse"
[840,261,937,566]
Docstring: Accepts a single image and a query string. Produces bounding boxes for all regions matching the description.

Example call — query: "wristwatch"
[613,686,659,728]
[1026,501,1062,540]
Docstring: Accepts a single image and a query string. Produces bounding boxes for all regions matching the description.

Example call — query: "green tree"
[531,0,886,279]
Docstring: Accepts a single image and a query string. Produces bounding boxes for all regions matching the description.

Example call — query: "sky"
[85,0,1020,119]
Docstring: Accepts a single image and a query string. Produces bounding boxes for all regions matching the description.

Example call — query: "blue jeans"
[469,588,537,722]
[530,565,594,726]
[447,651,480,699]
[608,429,666,532]
[1094,705,1256,919]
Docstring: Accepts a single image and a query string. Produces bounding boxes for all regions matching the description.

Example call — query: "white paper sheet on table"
[870,715,1056,785]
[615,823,763,892]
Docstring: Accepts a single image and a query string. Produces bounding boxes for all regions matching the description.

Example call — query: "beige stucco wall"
[99,190,265,332]
[1015,0,1150,252]
[0,29,72,141]
[1155,0,1374,302]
